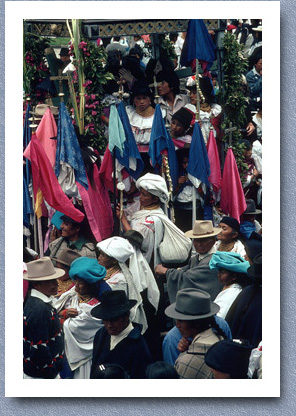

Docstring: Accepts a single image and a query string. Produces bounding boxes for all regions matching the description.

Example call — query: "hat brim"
[165,301,220,320]
[184,228,221,239]
[23,267,65,281]
[243,209,262,215]
[91,299,137,320]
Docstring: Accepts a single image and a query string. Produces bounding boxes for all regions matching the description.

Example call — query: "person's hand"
[246,122,255,136]
[116,202,126,221]
[118,68,134,85]
[49,227,62,243]
[177,337,191,352]
[154,264,168,276]
[178,176,187,185]
[60,308,79,319]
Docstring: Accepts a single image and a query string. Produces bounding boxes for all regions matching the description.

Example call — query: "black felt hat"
[172,107,194,131]
[91,290,137,320]
[60,214,83,225]
[247,253,262,280]
[205,339,252,378]
[122,230,144,250]
[220,216,240,234]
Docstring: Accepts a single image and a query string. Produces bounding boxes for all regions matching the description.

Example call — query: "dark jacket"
[225,284,262,348]
[90,323,152,379]
[166,253,222,304]
[23,295,64,378]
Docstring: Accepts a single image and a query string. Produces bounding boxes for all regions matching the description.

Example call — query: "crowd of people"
[23,19,263,380]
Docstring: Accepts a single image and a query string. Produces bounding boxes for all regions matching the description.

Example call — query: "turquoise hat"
[209,252,250,274]
[69,257,107,284]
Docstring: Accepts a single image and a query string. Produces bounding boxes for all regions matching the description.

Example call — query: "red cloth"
[99,146,114,193]
[28,134,85,222]
[171,138,187,149]
[77,164,114,242]
[23,108,57,167]
[206,129,222,193]
[99,146,130,195]
[220,148,247,222]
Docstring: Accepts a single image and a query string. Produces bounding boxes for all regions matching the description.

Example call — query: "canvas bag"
[151,212,192,264]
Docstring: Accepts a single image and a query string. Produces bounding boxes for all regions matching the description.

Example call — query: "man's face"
[189,89,197,106]
[255,59,262,74]
[103,314,130,336]
[60,56,70,64]
[60,221,80,240]
[33,279,58,297]
[193,237,215,254]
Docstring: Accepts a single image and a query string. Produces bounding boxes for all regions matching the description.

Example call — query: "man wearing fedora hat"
[240,199,262,241]
[90,291,152,379]
[23,257,65,379]
[165,288,224,379]
[155,220,223,304]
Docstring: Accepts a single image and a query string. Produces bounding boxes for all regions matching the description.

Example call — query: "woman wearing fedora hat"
[165,288,225,379]
[90,291,152,379]
[54,248,81,296]
[23,257,65,379]
[53,257,111,378]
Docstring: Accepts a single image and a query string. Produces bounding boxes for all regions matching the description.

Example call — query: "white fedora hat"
[23,257,65,281]
[185,220,221,239]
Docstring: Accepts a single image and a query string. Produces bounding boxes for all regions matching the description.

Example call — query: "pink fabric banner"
[206,129,222,193]
[220,148,247,222]
[77,164,114,242]
[23,107,57,167]
[28,134,85,223]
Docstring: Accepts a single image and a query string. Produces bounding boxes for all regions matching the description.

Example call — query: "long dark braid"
[208,317,228,339]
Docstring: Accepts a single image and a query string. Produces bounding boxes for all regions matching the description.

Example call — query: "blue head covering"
[209,252,250,274]
[69,257,107,284]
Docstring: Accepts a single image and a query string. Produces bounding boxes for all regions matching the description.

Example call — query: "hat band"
[175,306,210,316]
[193,230,214,237]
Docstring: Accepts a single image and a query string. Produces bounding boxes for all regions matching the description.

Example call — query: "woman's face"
[157,80,172,97]
[139,188,158,208]
[98,251,117,270]
[217,223,237,243]
[217,268,235,287]
[134,95,151,112]
[175,319,198,339]
[75,278,91,296]
[171,119,185,138]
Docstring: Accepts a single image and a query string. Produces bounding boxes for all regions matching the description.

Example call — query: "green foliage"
[68,37,114,152]
[159,35,177,62]
[219,32,249,177]
[23,32,50,105]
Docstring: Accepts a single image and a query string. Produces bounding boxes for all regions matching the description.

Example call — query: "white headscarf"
[97,237,134,263]
[136,173,169,203]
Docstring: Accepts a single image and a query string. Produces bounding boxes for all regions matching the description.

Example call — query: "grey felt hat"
[165,288,220,320]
